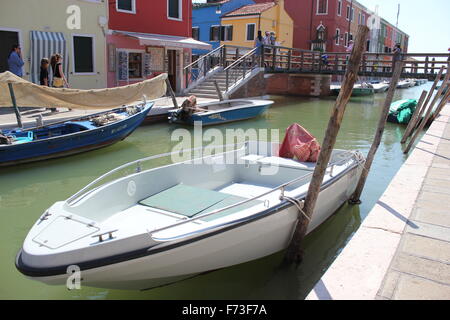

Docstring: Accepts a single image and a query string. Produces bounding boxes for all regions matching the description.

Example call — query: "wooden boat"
[16,141,365,290]
[168,99,273,125]
[0,102,153,166]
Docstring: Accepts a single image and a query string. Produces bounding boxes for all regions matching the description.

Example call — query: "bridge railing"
[261,45,449,79]
[184,45,254,90]
[224,47,259,93]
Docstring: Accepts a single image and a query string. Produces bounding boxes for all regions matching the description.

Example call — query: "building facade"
[220,0,294,48]
[192,0,255,57]
[0,0,107,89]
[253,0,409,54]
[107,0,210,92]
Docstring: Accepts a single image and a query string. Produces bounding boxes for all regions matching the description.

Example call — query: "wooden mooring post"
[400,66,445,143]
[8,83,23,129]
[284,25,370,264]
[429,84,450,123]
[165,78,178,109]
[401,90,428,144]
[349,61,404,204]
[404,84,450,154]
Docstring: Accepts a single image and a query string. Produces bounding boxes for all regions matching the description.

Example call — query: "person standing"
[40,58,56,113]
[7,44,24,77]
[254,30,264,66]
[50,54,71,111]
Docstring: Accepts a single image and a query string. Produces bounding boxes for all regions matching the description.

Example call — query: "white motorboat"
[16,141,365,290]
[369,82,389,93]
[396,80,411,89]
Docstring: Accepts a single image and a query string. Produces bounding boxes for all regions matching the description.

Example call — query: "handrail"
[66,142,248,205]
[148,150,364,242]
[223,48,258,71]
[183,45,224,71]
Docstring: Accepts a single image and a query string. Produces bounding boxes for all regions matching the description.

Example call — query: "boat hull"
[0,104,152,166]
[16,161,363,290]
[169,99,273,126]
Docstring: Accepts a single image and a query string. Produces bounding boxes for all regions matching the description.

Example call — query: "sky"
[357,0,450,53]
[192,0,450,53]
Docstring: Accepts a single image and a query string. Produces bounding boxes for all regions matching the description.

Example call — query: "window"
[116,0,135,13]
[335,28,340,45]
[351,8,354,21]
[346,6,350,20]
[246,24,255,41]
[366,40,370,51]
[73,35,94,74]
[337,0,342,16]
[358,13,361,25]
[168,0,182,20]
[344,32,349,46]
[362,14,366,26]
[220,25,233,41]
[128,52,142,79]
[316,0,328,15]
[192,27,199,40]
[210,26,220,41]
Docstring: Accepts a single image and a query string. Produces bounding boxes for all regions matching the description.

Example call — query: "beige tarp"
[0,71,167,110]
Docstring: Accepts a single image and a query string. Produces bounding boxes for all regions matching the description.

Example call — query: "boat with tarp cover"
[0,72,168,166]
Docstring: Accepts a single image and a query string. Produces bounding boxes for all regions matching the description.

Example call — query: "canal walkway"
[306,103,450,300]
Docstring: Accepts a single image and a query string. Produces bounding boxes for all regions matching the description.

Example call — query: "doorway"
[0,30,20,73]
[167,49,177,92]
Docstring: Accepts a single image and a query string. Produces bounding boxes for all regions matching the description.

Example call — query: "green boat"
[387,99,418,124]
[330,85,375,97]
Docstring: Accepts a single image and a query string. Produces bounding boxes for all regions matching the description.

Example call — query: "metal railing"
[260,45,450,80]
[224,47,259,92]
[184,45,254,90]
[148,150,365,242]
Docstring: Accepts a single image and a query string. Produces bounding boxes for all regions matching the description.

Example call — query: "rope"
[281,196,310,221]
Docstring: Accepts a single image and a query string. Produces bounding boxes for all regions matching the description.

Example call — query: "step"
[190,93,219,99]
[189,89,218,94]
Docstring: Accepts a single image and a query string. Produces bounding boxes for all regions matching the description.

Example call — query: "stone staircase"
[187,70,227,99]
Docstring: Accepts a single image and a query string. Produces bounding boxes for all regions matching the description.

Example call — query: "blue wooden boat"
[168,99,274,126]
[0,102,153,166]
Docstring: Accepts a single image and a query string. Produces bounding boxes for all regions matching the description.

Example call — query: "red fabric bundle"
[279,123,321,162]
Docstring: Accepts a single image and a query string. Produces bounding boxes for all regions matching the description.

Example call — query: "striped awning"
[30,31,68,84]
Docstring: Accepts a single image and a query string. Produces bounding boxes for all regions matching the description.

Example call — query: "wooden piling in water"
[7,83,23,129]
[400,90,428,144]
[284,25,370,265]
[404,80,450,154]
[165,78,178,109]
[349,62,404,204]
[429,84,450,123]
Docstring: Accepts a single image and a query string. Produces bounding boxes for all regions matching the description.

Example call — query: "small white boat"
[369,83,389,93]
[16,141,365,290]
[396,80,411,89]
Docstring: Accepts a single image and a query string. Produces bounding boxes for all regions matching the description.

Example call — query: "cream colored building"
[0,0,107,89]
[221,0,293,49]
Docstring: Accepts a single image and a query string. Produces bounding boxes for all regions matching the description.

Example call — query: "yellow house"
[220,0,293,49]
[0,0,107,89]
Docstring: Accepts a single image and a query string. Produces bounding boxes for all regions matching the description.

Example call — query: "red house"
[107,0,210,91]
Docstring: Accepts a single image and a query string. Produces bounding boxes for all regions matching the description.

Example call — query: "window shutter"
[220,26,225,41]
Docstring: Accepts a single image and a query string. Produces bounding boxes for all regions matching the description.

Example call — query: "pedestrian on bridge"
[393,43,403,72]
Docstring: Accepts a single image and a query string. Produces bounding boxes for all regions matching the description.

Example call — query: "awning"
[30,31,68,84]
[114,31,212,50]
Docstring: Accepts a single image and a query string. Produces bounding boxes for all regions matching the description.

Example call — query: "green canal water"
[0,83,432,299]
